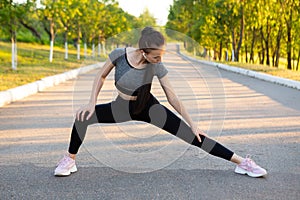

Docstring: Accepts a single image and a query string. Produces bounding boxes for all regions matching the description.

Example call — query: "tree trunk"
[219,41,223,61]
[77,28,81,60]
[65,42,68,60]
[231,28,236,61]
[245,45,248,63]
[77,43,80,60]
[286,33,292,70]
[296,50,300,71]
[260,23,271,66]
[49,20,55,63]
[236,4,244,62]
[10,3,17,70]
[272,51,276,67]
[286,8,292,70]
[11,36,17,70]
[98,35,102,57]
[225,50,229,61]
[92,43,95,58]
[292,50,295,70]
[265,39,270,66]
[250,29,256,64]
[84,42,87,58]
[274,27,282,67]
[98,43,101,57]
[203,47,207,58]
[260,50,265,65]
[64,32,68,60]
[15,41,17,67]
[265,19,271,66]
[19,19,41,41]
[102,40,106,56]
[49,40,54,63]
[259,28,265,65]
[213,45,217,60]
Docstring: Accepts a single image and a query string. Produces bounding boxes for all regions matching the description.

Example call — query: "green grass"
[223,62,300,81]
[1,41,299,92]
[179,44,300,82]
[0,42,106,91]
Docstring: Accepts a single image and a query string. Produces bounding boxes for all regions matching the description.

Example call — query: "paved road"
[0,45,299,199]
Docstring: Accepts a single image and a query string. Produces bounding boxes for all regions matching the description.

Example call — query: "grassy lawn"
[179,44,300,82]
[0,42,105,91]
[223,61,300,81]
[1,42,299,92]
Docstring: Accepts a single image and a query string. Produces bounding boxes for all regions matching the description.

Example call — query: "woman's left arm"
[159,75,207,142]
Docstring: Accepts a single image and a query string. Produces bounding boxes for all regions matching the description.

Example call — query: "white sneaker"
[54,155,77,176]
[234,155,267,178]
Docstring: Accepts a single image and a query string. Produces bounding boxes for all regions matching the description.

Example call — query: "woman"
[55,27,267,178]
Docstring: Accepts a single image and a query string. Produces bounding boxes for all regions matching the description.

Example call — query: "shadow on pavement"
[1,163,299,200]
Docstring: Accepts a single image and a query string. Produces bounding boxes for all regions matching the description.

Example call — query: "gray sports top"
[108,48,168,95]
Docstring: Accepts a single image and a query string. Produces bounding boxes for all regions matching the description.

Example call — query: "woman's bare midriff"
[117,90,137,101]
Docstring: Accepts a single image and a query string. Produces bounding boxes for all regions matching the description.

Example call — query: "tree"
[243,0,260,64]
[282,0,299,70]
[0,0,28,70]
[96,2,135,53]
[41,0,61,62]
[136,8,156,28]
[166,0,300,71]
[190,0,216,57]
[166,0,193,40]
[18,1,42,42]
[221,0,244,62]
[270,1,284,67]
[166,0,199,54]
[56,0,82,59]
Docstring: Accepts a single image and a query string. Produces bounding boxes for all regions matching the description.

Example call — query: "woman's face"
[143,47,165,64]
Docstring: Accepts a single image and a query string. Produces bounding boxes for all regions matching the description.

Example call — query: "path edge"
[1,45,300,107]
[175,44,300,91]
[0,63,103,107]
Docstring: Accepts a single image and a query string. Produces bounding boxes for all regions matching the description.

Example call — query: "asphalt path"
[0,45,299,199]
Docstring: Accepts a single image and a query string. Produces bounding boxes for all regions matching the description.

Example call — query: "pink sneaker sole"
[235,166,267,178]
[54,165,77,177]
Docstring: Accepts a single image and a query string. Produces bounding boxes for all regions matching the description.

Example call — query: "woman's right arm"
[77,59,114,121]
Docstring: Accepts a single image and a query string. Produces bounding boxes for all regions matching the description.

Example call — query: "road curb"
[178,50,300,91]
[1,49,299,107]
[0,63,102,107]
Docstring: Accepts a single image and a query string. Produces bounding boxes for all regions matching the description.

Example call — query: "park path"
[0,44,299,199]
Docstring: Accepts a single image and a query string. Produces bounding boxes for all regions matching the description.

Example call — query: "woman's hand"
[191,125,208,143]
[76,102,95,122]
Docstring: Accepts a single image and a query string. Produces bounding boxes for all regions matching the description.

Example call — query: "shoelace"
[56,155,69,167]
[243,155,258,171]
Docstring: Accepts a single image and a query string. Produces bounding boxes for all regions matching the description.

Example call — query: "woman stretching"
[54,27,267,178]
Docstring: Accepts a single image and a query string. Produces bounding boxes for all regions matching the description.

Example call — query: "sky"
[117,0,173,26]
[14,0,173,26]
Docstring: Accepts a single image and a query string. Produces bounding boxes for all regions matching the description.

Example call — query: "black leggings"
[68,94,234,161]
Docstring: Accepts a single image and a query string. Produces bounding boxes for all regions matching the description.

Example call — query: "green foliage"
[166,0,300,71]
[0,41,103,91]
[0,0,154,45]
[0,0,161,69]
[136,8,156,28]
[0,0,161,89]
